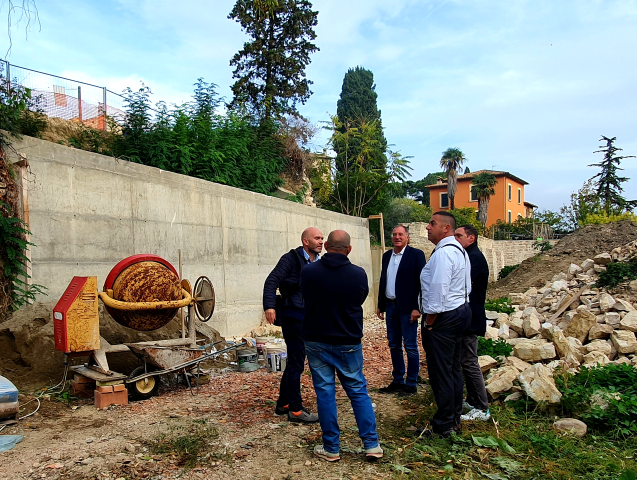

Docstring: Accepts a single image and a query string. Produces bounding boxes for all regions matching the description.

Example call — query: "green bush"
[596,261,637,288]
[485,297,515,314]
[477,337,513,357]
[580,212,637,226]
[533,238,553,253]
[382,198,432,242]
[450,206,482,231]
[555,363,637,437]
[498,264,519,280]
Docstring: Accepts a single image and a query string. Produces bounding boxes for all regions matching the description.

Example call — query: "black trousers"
[276,317,306,411]
[460,334,489,411]
[421,303,471,433]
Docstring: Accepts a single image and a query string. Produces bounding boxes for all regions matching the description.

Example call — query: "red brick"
[112,384,126,392]
[71,381,94,399]
[94,390,128,410]
[97,385,113,394]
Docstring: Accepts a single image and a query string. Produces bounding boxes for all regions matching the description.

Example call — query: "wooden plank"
[70,365,126,382]
[548,286,588,323]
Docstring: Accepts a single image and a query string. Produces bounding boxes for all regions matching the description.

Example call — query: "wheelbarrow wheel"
[129,366,160,400]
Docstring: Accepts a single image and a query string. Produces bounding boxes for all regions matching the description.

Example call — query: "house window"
[508,184,512,201]
[470,185,478,202]
[508,210,512,223]
[440,192,449,208]
[518,188,522,204]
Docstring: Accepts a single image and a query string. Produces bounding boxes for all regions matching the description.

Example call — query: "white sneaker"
[461,408,491,421]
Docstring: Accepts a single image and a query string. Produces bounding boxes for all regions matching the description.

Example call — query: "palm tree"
[440,147,467,210]
[472,171,497,233]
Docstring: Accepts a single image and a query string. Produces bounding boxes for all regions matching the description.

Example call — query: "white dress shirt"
[385,246,406,300]
[420,236,472,314]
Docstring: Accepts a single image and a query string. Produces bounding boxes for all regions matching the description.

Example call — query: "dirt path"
[0,318,420,480]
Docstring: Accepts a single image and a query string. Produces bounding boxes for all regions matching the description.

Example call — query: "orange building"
[426,170,534,227]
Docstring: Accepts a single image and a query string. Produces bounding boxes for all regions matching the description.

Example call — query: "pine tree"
[228,0,319,121]
[589,136,636,215]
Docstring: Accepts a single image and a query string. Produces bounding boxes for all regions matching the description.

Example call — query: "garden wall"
[7,135,374,336]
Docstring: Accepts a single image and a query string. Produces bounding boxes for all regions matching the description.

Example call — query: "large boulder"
[568,264,583,276]
[588,323,615,340]
[551,280,569,293]
[564,310,597,343]
[602,312,621,326]
[542,326,582,364]
[513,341,557,362]
[509,293,528,305]
[495,313,510,328]
[505,356,532,372]
[599,293,616,313]
[523,310,542,337]
[619,311,637,332]
[498,323,511,339]
[518,364,563,404]
[485,326,499,340]
[582,351,610,367]
[553,418,587,437]
[580,259,595,270]
[594,252,612,265]
[614,299,636,312]
[585,339,612,356]
[610,330,637,354]
[478,355,498,373]
[485,310,500,321]
[485,365,520,399]
[509,311,525,335]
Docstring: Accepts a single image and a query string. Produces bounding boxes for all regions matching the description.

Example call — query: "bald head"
[325,230,352,256]
[301,227,324,259]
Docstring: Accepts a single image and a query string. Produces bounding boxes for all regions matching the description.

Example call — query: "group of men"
[262,211,491,462]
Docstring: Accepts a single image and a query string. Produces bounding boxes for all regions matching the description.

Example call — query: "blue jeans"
[385,302,420,387]
[305,341,379,454]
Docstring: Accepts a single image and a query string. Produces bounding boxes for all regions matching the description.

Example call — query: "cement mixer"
[53,254,243,402]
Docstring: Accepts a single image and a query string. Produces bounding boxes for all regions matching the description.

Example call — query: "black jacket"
[377,245,426,315]
[301,253,369,345]
[466,242,489,335]
[263,246,310,320]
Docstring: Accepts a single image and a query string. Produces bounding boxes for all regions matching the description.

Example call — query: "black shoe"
[379,382,404,394]
[275,404,289,415]
[397,385,417,396]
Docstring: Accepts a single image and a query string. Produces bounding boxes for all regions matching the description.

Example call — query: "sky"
[3,0,637,211]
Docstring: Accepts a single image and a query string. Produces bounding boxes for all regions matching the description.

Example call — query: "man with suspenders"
[418,211,472,437]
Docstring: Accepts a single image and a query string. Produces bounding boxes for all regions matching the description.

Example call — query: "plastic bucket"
[236,348,259,373]
[264,343,287,373]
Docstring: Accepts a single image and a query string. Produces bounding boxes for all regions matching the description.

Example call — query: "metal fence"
[1,60,127,130]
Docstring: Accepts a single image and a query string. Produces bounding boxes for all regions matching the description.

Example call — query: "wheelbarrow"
[124,341,246,399]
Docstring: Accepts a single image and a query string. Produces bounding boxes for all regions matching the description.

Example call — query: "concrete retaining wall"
[8,135,374,337]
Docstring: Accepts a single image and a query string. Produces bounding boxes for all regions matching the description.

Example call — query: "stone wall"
[7,135,374,337]
[404,222,557,282]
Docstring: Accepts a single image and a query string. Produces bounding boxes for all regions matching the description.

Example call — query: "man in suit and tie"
[376,225,427,395]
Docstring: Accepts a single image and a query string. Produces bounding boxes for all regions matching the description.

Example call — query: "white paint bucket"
[256,337,275,359]
[264,343,287,373]
[236,348,259,373]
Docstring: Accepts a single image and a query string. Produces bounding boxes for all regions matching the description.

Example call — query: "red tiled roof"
[425,169,528,188]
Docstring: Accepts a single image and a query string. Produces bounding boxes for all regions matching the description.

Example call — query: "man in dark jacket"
[301,230,383,462]
[454,225,490,422]
[263,227,323,424]
[377,225,426,395]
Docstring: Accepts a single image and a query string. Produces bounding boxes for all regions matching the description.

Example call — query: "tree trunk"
[478,195,490,234]
[448,168,457,209]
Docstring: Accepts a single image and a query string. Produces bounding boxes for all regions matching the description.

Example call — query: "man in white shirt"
[419,211,472,437]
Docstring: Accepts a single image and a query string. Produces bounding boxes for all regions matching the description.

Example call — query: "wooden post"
[379,212,385,253]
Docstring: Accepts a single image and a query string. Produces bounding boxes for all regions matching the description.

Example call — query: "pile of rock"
[480,241,637,405]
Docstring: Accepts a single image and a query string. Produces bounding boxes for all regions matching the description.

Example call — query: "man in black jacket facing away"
[263,227,323,424]
[301,230,383,462]
[454,225,491,421]
[377,225,426,395]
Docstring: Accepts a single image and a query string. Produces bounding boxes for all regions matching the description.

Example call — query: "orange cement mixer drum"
[104,256,181,331]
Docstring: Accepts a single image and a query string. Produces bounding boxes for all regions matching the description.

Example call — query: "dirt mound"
[488,220,637,299]
[0,302,203,391]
